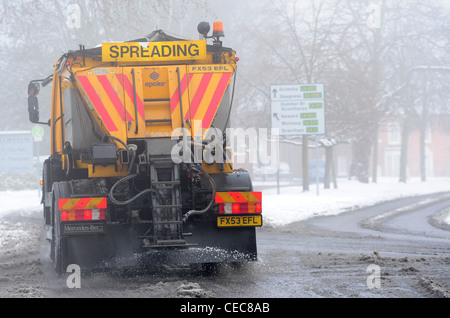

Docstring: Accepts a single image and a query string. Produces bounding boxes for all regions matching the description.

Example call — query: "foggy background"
[0,0,449,189]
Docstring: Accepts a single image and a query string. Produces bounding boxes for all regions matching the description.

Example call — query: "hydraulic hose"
[103,135,136,175]
[103,135,129,151]
[108,174,165,206]
[182,163,216,223]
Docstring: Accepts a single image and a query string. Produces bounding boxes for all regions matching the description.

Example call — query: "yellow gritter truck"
[27,22,262,274]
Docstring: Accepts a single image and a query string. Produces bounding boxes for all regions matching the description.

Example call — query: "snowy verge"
[0,178,449,228]
[260,177,450,227]
[0,189,42,218]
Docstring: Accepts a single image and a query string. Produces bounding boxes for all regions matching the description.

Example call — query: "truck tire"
[51,182,69,275]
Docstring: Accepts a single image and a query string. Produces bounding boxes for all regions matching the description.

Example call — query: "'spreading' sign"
[271,84,325,136]
[102,41,207,62]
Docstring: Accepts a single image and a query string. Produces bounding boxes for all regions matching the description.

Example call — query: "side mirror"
[28,95,40,123]
[27,77,51,125]
[28,81,40,97]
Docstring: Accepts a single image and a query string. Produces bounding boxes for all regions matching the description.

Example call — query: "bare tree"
[382,1,450,182]
[234,0,343,190]
[324,0,449,183]
[0,0,211,131]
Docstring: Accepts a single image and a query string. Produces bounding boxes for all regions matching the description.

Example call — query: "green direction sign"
[32,125,44,141]
[271,83,325,135]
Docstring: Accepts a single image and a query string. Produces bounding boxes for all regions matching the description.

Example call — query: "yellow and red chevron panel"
[58,197,107,222]
[76,68,145,138]
[215,191,262,215]
[76,64,234,140]
[58,197,107,210]
[169,64,234,136]
[77,72,129,130]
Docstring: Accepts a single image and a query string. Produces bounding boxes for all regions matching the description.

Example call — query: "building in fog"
[377,115,450,178]
[238,114,450,183]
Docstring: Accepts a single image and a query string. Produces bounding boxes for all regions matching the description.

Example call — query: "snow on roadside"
[0,190,42,218]
[445,212,450,225]
[261,177,450,227]
[0,178,448,228]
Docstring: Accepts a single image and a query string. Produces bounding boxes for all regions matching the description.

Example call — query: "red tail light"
[215,191,262,215]
[218,202,262,215]
[58,197,107,222]
[61,209,106,222]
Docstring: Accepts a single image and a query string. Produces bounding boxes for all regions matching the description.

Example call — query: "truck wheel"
[51,183,69,275]
[52,210,67,275]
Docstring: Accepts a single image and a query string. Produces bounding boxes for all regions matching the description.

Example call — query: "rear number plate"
[217,215,262,227]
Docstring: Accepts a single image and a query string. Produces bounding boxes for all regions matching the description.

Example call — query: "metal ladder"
[146,157,187,248]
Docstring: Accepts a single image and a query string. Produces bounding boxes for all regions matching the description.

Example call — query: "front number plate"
[217,215,262,228]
